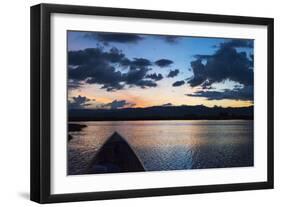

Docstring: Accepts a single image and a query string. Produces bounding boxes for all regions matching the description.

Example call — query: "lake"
[68,120,253,175]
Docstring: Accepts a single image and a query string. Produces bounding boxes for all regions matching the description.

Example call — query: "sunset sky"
[67,31,254,109]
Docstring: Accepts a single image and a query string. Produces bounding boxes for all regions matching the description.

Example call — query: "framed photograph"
[30,3,274,203]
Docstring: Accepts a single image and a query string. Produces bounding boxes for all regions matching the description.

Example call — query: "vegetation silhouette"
[69,105,253,121]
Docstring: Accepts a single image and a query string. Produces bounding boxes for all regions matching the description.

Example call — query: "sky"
[67,31,254,110]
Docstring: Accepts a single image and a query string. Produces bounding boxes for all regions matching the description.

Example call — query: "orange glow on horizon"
[69,83,253,109]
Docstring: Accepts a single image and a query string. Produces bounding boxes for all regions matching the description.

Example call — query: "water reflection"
[68,120,253,175]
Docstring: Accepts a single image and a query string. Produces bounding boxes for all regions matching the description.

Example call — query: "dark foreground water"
[68,120,253,175]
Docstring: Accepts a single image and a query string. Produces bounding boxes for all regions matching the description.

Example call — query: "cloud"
[160,36,181,44]
[219,39,254,49]
[172,80,185,87]
[85,31,182,45]
[68,47,158,91]
[69,60,124,91]
[68,79,83,90]
[68,95,93,109]
[123,67,156,87]
[146,73,163,81]
[68,96,135,110]
[187,39,254,102]
[68,47,126,66]
[85,32,143,43]
[167,69,179,78]
[188,39,254,88]
[103,100,135,109]
[129,58,152,69]
[187,85,253,101]
[187,59,207,87]
[133,79,157,88]
[155,59,173,67]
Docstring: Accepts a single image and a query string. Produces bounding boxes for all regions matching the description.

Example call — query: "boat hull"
[87,132,145,174]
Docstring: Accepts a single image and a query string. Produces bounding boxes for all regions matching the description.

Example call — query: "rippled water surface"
[68,120,253,175]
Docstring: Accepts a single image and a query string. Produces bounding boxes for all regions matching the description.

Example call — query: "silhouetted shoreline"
[68,123,87,131]
[68,123,87,141]
[69,105,253,121]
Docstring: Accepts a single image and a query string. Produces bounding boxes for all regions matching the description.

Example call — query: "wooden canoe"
[87,132,145,174]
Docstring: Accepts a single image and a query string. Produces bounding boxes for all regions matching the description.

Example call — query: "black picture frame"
[30,3,274,203]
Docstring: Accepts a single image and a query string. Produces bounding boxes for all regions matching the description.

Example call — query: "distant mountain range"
[69,105,253,121]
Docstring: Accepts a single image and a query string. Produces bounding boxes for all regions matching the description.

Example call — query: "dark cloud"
[68,47,158,91]
[134,79,157,88]
[201,82,214,90]
[85,32,143,43]
[193,54,212,60]
[124,67,148,83]
[167,69,179,78]
[105,47,127,63]
[155,59,173,67]
[123,67,157,88]
[85,32,182,44]
[172,80,185,87]
[160,36,181,44]
[68,47,125,66]
[68,79,82,90]
[146,73,163,81]
[219,39,254,49]
[68,95,93,109]
[129,58,152,69]
[187,39,254,102]
[103,100,135,109]
[69,59,124,91]
[188,59,207,87]
[187,85,253,101]
[118,57,152,71]
[188,39,254,88]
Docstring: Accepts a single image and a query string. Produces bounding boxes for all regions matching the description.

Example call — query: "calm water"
[68,120,253,175]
